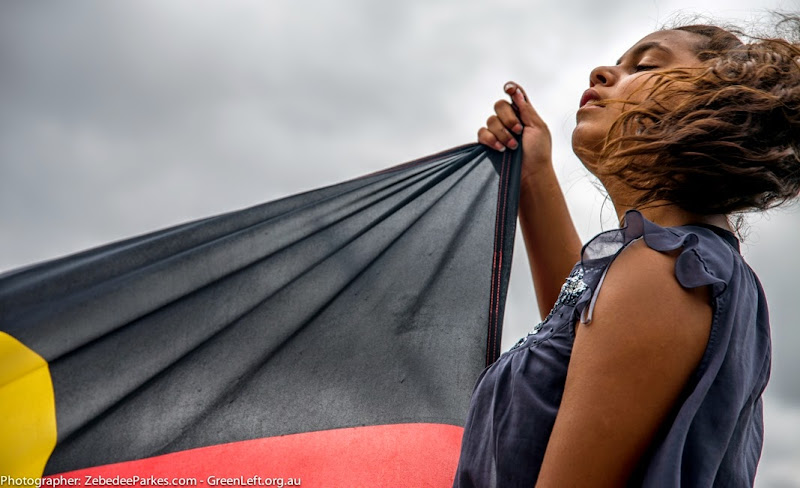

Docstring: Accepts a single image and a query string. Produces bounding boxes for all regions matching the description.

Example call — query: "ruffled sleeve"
[573,210,736,325]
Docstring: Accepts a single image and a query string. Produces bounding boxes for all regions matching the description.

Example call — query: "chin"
[572,125,603,174]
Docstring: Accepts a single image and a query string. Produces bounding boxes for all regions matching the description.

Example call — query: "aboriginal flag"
[0,144,520,486]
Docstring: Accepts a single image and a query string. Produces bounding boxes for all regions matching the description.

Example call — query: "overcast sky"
[1,1,798,485]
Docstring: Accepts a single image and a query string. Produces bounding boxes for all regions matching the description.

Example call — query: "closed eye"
[634,64,658,72]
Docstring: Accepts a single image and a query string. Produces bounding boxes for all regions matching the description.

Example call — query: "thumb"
[503,82,543,128]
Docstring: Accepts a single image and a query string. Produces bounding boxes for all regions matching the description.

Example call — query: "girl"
[454,21,800,487]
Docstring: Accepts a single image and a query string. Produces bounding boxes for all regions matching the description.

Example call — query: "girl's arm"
[478,83,582,318]
[517,161,583,319]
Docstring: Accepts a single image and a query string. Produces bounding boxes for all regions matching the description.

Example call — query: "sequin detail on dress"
[510,266,587,350]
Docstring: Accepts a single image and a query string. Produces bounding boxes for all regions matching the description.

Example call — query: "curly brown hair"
[596,16,800,215]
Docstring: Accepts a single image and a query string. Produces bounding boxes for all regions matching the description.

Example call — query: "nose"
[589,65,617,87]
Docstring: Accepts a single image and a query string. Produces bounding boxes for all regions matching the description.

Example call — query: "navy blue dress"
[453,210,770,487]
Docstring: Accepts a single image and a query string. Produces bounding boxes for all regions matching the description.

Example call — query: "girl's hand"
[477,82,553,181]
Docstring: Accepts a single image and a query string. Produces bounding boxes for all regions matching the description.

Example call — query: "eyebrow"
[616,42,673,65]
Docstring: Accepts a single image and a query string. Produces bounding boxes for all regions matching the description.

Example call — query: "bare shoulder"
[584,237,713,340]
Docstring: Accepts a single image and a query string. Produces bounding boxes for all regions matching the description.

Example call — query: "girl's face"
[572,29,705,170]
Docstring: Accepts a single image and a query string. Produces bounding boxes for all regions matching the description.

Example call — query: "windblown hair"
[597,15,800,215]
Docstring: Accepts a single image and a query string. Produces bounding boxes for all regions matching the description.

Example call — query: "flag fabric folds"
[0,143,521,485]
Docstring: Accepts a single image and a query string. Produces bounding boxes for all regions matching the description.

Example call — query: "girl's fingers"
[478,82,546,152]
[504,81,544,128]
[478,126,513,152]
[494,100,523,135]
[486,116,519,150]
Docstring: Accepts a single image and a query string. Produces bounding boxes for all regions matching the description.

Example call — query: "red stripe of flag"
[49,423,463,487]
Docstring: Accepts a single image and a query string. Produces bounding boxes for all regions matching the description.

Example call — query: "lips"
[579,88,601,108]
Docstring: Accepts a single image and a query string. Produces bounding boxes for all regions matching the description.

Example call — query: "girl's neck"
[614,200,732,232]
